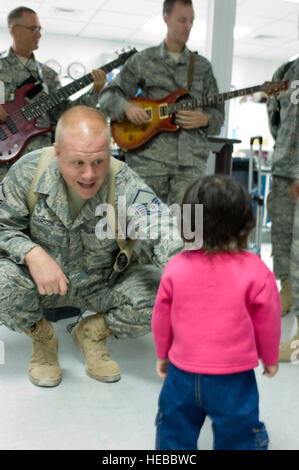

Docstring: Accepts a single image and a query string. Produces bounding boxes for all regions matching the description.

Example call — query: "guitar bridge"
[159,103,169,119]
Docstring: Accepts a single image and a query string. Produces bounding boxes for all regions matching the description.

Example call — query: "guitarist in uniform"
[0,6,106,180]
[99,0,224,205]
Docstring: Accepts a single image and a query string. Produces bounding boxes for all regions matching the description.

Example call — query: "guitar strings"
[0,81,285,137]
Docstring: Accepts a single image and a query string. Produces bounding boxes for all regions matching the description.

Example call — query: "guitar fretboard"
[20,53,136,121]
[168,85,262,112]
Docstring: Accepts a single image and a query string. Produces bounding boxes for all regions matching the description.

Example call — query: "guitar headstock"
[102,47,138,73]
[115,47,138,65]
[261,80,289,97]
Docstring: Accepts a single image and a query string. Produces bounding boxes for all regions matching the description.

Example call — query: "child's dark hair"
[181,174,256,253]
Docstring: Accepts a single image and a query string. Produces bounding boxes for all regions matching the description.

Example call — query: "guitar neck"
[168,85,262,112]
[22,54,134,120]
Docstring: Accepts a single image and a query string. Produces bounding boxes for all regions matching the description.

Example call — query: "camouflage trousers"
[0,163,13,182]
[267,175,295,279]
[0,259,161,338]
[290,201,299,310]
[125,155,206,205]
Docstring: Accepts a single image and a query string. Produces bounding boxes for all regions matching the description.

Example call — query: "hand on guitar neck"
[0,70,106,124]
[91,69,107,93]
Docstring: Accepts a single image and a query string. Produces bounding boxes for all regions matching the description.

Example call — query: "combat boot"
[25,316,62,387]
[72,313,120,382]
[279,316,299,362]
[280,279,293,316]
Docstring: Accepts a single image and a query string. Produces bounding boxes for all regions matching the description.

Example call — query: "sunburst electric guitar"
[111,80,288,150]
[0,48,137,164]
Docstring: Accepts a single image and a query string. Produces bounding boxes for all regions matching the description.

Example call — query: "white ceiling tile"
[91,11,149,29]
[237,0,299,18]
[127,30,164,45]
[79,23,136,40]
[40,18,86,35]
[39,4,94,22]
[236,14,278,30]
[102,0,161,16]
[254,19,298,36]
[41,0,106,9]
[0,0,42,14]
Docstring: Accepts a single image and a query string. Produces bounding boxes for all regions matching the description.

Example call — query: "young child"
[152,175,281,450]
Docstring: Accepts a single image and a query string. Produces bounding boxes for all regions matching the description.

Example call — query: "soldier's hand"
[25,246,69,296]
[0,104,8,123]
[176,109,209,129]
[125,103,150,125]
[91,69,107,93]
[290,181,299,204]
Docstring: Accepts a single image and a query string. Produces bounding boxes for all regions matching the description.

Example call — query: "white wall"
[0,27,149,70]
[0,27,149,98]
[228,55,284,155]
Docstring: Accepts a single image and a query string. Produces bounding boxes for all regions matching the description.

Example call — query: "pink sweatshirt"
[152,250,281,374]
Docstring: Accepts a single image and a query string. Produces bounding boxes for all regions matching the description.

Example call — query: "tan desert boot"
[279,316,299,362]
[72,313,120,382]
[25,316,62,387]
[280,279,293,316]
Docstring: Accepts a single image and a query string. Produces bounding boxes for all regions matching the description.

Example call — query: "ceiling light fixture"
[234,26,251,40]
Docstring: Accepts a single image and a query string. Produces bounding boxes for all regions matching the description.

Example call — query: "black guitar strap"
[36,61,49,94]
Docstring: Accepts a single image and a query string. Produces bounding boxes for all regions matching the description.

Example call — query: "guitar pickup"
[6,118,18,135]
[159,103,169,119]
[145,108,152,121]
[0,127,7,141]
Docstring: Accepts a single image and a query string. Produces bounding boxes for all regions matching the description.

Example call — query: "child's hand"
[156,358,170,379]
[263,363,279,377]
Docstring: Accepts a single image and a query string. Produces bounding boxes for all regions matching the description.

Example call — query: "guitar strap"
[187,52,196,91]
[35,61,49,94]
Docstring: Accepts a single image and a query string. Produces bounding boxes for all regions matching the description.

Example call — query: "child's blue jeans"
[155,363,269,450]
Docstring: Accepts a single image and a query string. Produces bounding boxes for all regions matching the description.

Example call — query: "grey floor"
[0,243,298,451]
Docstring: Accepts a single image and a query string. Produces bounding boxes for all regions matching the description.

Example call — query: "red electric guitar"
[111,80,288,150]
[0,48,137,164]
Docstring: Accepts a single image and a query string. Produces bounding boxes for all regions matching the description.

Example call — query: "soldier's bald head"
[55,106,108,147]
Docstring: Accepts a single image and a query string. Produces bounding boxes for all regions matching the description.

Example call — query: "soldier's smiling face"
[54,116,111,200]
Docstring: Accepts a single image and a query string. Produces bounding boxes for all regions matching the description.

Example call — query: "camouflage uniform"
[0,48,99,181]
[290,200,299,310]
[0,149,182,337]
[99,42,224,204]
[266,58,299,280]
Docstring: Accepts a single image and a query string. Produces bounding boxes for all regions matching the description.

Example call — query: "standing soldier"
[99,0,224,205]
[0,6,106,180]
[266,57,299,361]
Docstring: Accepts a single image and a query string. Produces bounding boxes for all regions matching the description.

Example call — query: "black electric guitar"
[0,48,137,163]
